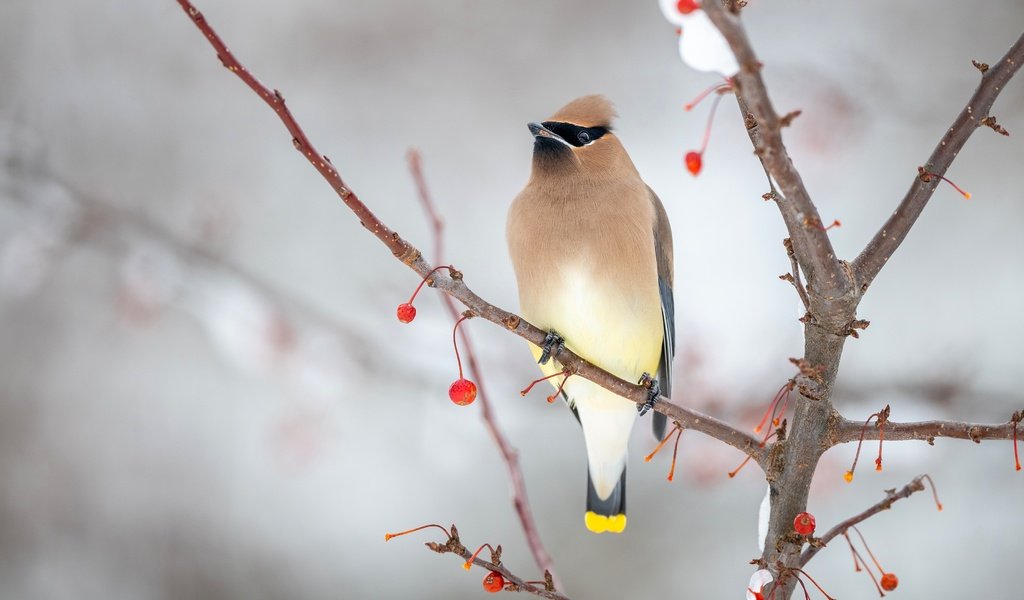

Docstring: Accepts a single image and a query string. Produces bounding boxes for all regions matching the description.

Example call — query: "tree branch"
[408,524,569,599]
[852,32,1024,292]
[702,2,850,301]
[406,150,561,589]
[173,0,765,464]
[798,475,929,567]
[442,549,568,600]
[780,237,810,312]
[832,415,1021,444]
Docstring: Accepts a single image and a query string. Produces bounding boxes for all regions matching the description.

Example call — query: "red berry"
[676,0,700,14]
[793,512,816,536]
[483,570,504,593]
[685,151,702,175]
[396,303,416,323]
[449,378,477,406]
[880,572,898,591]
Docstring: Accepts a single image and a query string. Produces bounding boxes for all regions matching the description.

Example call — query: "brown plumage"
[547,94,618,129]
[506,95,675,534]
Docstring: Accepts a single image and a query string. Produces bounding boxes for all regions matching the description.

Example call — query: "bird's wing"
[648,185,675,441]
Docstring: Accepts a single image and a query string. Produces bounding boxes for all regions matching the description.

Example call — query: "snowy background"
[1,1,1022,598]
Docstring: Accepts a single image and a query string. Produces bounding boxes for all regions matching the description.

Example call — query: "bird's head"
[527,95,634,178]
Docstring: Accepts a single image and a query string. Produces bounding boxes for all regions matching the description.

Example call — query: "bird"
[506,95,675,534]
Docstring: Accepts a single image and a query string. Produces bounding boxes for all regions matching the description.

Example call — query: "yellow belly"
[524,263,663,390]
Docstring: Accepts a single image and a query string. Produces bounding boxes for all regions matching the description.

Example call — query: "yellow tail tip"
[585,511,627,534]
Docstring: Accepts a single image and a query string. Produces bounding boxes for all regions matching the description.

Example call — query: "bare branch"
[174,1,417,263]
[852,33,1024,291]
[798,475,929,567]
[406,150,561,588]
[702,2,850,301]
[833,415,1021,445]
[780,237,810,311]
[173,0,765,463]
[401,524,569,599]
[439,547,569,600]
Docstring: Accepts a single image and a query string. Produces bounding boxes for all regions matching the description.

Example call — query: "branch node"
[779,109,803,127]
[972,59,990,73]
[789,357,825,383]
[981,115,1009,136]
[842,318,871,339]
[501,314,522,330]
[394,238,420,264]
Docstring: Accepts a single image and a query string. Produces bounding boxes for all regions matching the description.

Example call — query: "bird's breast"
[507,179,664,385]
[522,260,663,386]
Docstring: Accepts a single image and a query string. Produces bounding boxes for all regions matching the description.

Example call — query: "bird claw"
[538,330,564,365]
[637,373,660,416]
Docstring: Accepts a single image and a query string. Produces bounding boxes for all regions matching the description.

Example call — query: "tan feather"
[547,94,617,128]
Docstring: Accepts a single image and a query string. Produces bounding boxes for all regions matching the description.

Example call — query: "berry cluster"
[396,266,477,406]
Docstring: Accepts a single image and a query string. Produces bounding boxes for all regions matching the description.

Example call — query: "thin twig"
[173,0,764,464]
[780,237,810,311]
[799,475,927,567]
[407,150,561,589]
[833,416,1022,445]
[412,525,569,599]
[852,33,1024,292]
[444,546,569,600]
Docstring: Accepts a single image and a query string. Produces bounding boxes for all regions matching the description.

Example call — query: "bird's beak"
[528,122,570,146]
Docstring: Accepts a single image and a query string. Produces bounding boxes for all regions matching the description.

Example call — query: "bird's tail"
[585,467,627,534]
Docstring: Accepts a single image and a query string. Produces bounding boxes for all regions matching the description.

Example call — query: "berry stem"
[842,532,885,597]
[875,418,885,471]
[684,80,732,111]
[668,426,685,481]
[843,530,863,572]
[918,167,972,199]
[699,92,725,154]
[922,474,944,511]
[644,423,682,462]
[846,410,882,482]
[1013,411,1021,471]
[851,526,887,575]
[452,314,471,379]
[406,265,455,304]
[754,380,791,434]
[770,380,795,428]
[464,542,497,570]
[546,371,573,403]
[793,575,812,600]
[790,568,836,600]
[519,369,570,396]
[384,523,451,542]
[727,429,776,478]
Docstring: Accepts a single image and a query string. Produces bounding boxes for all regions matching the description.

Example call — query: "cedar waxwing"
[506,95,675,534]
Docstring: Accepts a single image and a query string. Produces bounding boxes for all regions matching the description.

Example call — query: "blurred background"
[1,0,1022,598]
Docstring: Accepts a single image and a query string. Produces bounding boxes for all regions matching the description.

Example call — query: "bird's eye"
[577,131,591,144]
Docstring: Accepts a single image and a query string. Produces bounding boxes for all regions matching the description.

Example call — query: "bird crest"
[548,95,617,128]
